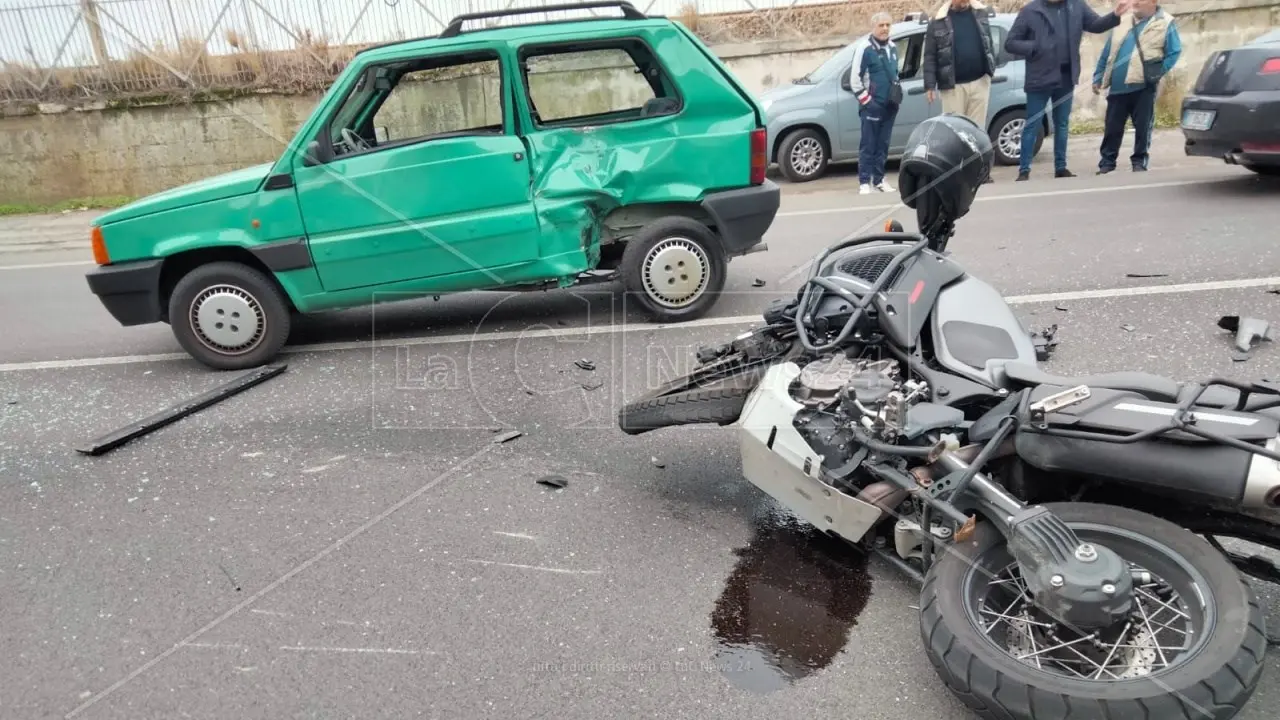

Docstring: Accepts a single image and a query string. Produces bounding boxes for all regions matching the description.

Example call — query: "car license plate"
[1181,109,1215,131]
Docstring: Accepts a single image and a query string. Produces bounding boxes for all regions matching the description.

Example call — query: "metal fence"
[0,0,912,103]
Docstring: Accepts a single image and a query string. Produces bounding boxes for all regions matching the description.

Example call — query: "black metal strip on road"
[74,364,288,456]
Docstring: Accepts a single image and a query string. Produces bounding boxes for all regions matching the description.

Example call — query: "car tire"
[620,216,727,323]
[167,261,293,371]
[989,109,1044,166]
[778,128,830,183]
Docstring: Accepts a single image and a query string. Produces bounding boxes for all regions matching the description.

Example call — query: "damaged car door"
[292,46,540,293]
[512,36,688,257]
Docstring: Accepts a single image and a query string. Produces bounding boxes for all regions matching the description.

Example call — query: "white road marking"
[185,642,249,650]
[2,275,1278,374]
[0,259,94,271]
[775,178,1209,218]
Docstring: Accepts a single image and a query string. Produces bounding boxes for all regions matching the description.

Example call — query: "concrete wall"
[1,0,1275,204]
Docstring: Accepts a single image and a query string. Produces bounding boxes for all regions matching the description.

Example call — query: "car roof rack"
[440,1,648,38]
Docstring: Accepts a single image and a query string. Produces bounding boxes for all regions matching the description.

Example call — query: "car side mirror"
[840,73,852,92]
[302,139,334,167]
[375,126,389,143]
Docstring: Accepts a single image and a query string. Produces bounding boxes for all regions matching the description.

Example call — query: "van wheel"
[990,109,1044,166]
[621,216,727,323]
[778,128,829,182]
[168,261,292,370]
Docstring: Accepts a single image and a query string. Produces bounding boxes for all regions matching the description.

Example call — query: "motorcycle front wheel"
[920,502,1267,720]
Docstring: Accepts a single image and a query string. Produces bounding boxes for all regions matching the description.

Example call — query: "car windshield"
[795,44,857,84]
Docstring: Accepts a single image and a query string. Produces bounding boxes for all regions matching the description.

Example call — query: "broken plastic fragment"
[575,360,596,371]
[493,430,524,444]
[582,380,604,391]
[1218,315,1273,353]
[752,278,766,287]
[537,475,568,489]
[1125,273,1168,278]
[1121,324,1136,332]
[651,457,666,469]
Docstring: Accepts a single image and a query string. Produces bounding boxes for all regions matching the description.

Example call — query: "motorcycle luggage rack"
[1018,378,1280,463]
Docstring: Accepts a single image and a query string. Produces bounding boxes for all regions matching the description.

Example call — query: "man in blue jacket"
[1092,0,1181,172]
[1005,0,1131,180]
[849,12,901,194]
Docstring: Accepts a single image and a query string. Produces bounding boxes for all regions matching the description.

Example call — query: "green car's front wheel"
[168,261,293,370]
[620,216,727,323]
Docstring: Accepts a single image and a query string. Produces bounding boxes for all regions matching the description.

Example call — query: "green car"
[84,1,779,370]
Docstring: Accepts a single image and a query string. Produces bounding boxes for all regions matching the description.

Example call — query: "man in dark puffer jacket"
[923,0,997,181]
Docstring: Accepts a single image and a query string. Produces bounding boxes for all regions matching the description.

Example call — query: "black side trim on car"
[85,258,165,326]
[700,179,781,256]
[249,237,314,272]
[264,173,295,190]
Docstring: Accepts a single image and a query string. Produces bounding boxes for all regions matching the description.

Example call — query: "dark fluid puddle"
[710,512,873,693]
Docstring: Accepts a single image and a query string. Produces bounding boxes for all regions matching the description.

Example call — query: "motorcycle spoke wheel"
[974,559,1197,682]
[918,502,1268,720]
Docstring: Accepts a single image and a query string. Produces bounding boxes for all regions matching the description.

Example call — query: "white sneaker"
[859,183,872,195]
[876,180,895,192]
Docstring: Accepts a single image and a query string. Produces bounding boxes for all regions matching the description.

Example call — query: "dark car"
[1181,28,1280,176]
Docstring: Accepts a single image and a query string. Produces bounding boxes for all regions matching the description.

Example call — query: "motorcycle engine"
[789,355,930,484]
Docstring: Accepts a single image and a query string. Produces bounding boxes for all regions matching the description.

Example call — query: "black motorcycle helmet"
[897,113,993,239]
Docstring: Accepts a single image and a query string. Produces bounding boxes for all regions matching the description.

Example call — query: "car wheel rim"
[190,284,266,356]
[961,522,1213,683]
[999,119,1024,159]
[790,138,824,176]
[642,237,710,309]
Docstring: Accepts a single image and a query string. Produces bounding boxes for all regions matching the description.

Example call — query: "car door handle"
[908,87,926,95]
[992,75,1008,83]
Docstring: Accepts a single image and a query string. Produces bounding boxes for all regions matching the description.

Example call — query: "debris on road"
[537,475,568,489]
[574,359,596,371]
[493,430,524,444]
[1121,323,1136,332]
[1218,315,1273,353]
[74,364,287,457]
[1125,273,1168,278]
[1030,325,1058,361]
[1054,303,1069,312]
[582,380,603,391]
[752,278,766,287]
[651,457,666,469]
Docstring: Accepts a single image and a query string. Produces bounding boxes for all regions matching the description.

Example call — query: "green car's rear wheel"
[620,216,727,323]
[168,261,292,370]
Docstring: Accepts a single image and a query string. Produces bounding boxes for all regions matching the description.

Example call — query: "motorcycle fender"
[737,362,884,543]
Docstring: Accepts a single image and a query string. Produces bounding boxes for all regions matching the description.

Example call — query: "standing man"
[923,0,998,182]
[1092,0,1181,173]
[1005,0,1131,180]
[849,12,902,195]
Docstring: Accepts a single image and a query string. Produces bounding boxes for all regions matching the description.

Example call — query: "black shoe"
[983,175,994,184]
[1132,165,1147,172]
[1055,168,1076,178]
[1016,171,1030,181]
[1097,167,1114,175]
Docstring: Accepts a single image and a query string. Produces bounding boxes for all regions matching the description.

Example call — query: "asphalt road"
[3,155,1280,720]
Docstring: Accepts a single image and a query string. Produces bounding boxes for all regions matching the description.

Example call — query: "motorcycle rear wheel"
[920,502,1267,720]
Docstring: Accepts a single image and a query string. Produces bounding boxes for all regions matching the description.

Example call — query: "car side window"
[896,32,925,80]
[989,25,1009,66]
[518,38,682,128]
[325,49,505,158]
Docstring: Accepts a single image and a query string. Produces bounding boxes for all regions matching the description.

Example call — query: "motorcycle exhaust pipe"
[1245,437,1280,509]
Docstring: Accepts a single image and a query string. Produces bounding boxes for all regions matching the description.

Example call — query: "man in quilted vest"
[1092,0,1182,172]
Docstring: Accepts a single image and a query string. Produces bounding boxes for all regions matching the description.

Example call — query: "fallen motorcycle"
[617,114,1279,719]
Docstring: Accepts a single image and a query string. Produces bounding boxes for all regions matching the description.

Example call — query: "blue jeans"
[859,101,898,184]
[1019,85,1073,174]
